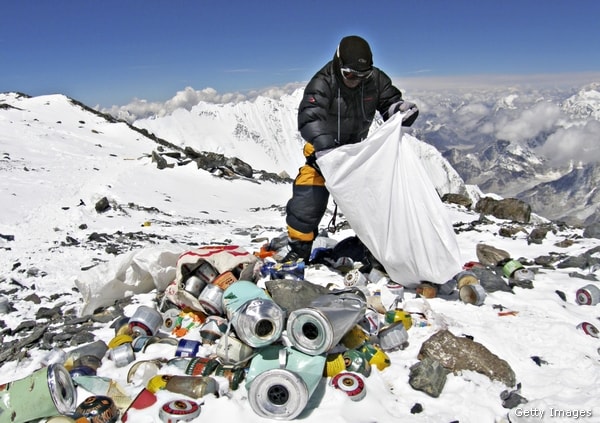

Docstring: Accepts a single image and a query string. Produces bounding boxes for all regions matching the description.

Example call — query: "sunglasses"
[341,67,373,80]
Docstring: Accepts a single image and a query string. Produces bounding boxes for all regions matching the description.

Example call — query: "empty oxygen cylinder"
[0,364,77,423]
[286,290,367,355]
[245,344,326,420]
[222,280,285,348]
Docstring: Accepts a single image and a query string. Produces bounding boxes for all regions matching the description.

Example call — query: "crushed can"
[287,291,367,355]
[377,321,409,352]
[164,375,219,399]
[246,345,326,420]
[0,364,77,423]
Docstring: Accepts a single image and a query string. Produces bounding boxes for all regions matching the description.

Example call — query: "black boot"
[281,239,313,263]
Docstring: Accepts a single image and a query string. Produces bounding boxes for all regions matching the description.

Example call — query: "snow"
[1,93,600,423]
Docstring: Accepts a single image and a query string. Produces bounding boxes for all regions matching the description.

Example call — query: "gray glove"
[387,100,419,127]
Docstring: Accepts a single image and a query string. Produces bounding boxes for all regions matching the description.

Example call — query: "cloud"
[537,120,600,166]
[101,83,304,122]
[495,101,561,143]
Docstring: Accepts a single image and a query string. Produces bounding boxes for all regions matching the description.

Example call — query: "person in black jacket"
[282,35,419,262]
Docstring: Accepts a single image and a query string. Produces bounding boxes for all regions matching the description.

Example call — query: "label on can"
[575,284,600,306]
[331,372,366,401]
[159,399,201,422]
[212,271,238,290]
[577,322,599,338]
[75,395,119,423]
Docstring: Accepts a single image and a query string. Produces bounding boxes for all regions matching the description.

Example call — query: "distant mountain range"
[3,80,600,226]
[131,82,600,226]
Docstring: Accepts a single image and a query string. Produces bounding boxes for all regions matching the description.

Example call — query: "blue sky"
[2,0,600,108]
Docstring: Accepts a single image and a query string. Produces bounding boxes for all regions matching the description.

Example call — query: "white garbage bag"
[74,246,183,316]
[316,113,462,288]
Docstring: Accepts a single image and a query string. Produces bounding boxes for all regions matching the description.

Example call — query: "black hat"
[336,35,373,71]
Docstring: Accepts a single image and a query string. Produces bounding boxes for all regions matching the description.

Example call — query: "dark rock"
[533,255,559,268]
[557,255,594,270]
[408,357,448,398]
[151,150,171,170]
[469,267,513,293]
[418,329,516,387]
[35,306,62,320]
[442,193,472,209]
[70,330,97,346]
[410,403,423,414]
[527,227,549,244]
[583,222,600,239]
[95,197,111,213]
[475,197,531,223]
[476,243,510,266]
[265,279,332,313]
[568,271,598,281]
[226,157,253,178]
[24,293,42,304]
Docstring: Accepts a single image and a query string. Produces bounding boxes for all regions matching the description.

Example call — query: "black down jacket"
[298,59,403,152]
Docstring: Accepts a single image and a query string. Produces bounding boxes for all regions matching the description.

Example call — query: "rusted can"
[164,375,219,399]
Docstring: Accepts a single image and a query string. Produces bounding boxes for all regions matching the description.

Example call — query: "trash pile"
[1,236,599,423]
